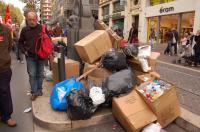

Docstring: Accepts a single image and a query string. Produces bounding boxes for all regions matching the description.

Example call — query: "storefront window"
[112,18,124,37]
[160,14,178,43]
[181,12,195,38]
[148,17,158,42]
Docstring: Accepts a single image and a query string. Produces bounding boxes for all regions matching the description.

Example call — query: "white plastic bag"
[44,67,53,81]
[138,57,151,72]
[138,45,151,58]
[89,87,105,106]
[142,123,162,132]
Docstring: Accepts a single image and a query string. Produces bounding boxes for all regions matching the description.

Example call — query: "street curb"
[175,107,200,132]
[157,60,200,73]
[33,102,114,131]
[32,81,115,131]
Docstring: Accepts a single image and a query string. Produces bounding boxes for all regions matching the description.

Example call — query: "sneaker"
[30,94,37,101]
[5,118,17,127]
[20,61,24,64]
[17,60,20,63]
[37,91,43,96]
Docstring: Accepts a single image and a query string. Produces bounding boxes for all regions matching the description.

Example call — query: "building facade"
[99,0,200,43]
[141,0,200,43]
[51,0,99,27]
[98,0,142,39]
[40,0,52,23]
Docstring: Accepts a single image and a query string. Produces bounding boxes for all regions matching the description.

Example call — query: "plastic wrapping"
[89,87,105,106]
[103,69,137,106]
[122,44,139,58]
[102,49,127,71]
[50,77,83,111]
[67,91,97,120]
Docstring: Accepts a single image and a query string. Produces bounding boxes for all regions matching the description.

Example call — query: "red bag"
[35,25,54,59]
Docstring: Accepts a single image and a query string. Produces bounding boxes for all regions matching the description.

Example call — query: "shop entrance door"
[160,14,178,43]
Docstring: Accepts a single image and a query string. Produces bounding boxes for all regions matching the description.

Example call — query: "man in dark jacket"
[19,11,46,101]
[164,29,173,55]
[0,23,17,127]
[172,28,179,55]
[194,30,200,66]
[128,23,138,43]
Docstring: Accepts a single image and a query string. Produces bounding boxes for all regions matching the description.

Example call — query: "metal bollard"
[57,45,66,82]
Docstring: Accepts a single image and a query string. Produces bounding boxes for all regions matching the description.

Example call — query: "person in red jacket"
[0,23,17,127]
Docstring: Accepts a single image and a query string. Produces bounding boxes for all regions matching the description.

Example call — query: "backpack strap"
[42,24,46,34]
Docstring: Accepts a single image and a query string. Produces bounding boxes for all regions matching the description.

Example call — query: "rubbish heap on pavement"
[49,20,181,132]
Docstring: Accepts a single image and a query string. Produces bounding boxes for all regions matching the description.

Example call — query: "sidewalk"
[152,43,199,70]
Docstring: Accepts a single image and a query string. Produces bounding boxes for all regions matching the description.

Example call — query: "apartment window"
[89,0,93,4]
[102,5,109,16]
[133,0,139,5]
[113,1,125,13]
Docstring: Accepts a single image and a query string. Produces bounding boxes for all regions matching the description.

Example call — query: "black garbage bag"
[122,44,139,58]
[102,50,127,71]
[67,91,96,120]
[102,69,137,106]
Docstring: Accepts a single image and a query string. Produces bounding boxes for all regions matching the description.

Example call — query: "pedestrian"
[194,30,200,66]
[0,22,17,127]
[164,29,173,56]
[180,33,188,53]
[149,28,156,49]
[53,22,63,37]
[128,23,138,44]
[171,28,179,55]
[13,23,24,63]
[19,11,48,101]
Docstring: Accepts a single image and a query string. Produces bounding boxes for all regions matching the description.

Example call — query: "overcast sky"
[3,0,25,13]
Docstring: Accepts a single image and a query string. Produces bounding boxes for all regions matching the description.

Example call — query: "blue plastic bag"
[50,77,83,111]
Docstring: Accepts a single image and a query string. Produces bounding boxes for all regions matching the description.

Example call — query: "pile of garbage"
[137,80,172,102]
[47,20,180,131]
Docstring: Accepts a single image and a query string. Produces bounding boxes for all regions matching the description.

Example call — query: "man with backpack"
[19,11,52,101]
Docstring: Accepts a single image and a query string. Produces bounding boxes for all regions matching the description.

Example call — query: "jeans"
[164,41,172,55]
[26,56,45,94]
[150,39,155,49]
[0,69,13,121]
[172,43,178,54]
[13,43,24,61]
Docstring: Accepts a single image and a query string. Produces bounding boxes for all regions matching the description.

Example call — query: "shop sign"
[159,6,174,13]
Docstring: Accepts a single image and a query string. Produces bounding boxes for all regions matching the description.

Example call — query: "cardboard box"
[87,68,112,87]
[95,20,121,48]
[137,72,161,85]
[112,90,157,132]
[136,81,181,127]
[83,63,98,73]
[52,58,80,84]
[75,30,112,64]
[95,20,109,30]
[128,52,160,73]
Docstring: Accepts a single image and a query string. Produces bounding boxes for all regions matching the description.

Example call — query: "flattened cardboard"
[112,90,157,132]
[52,58,80,85]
